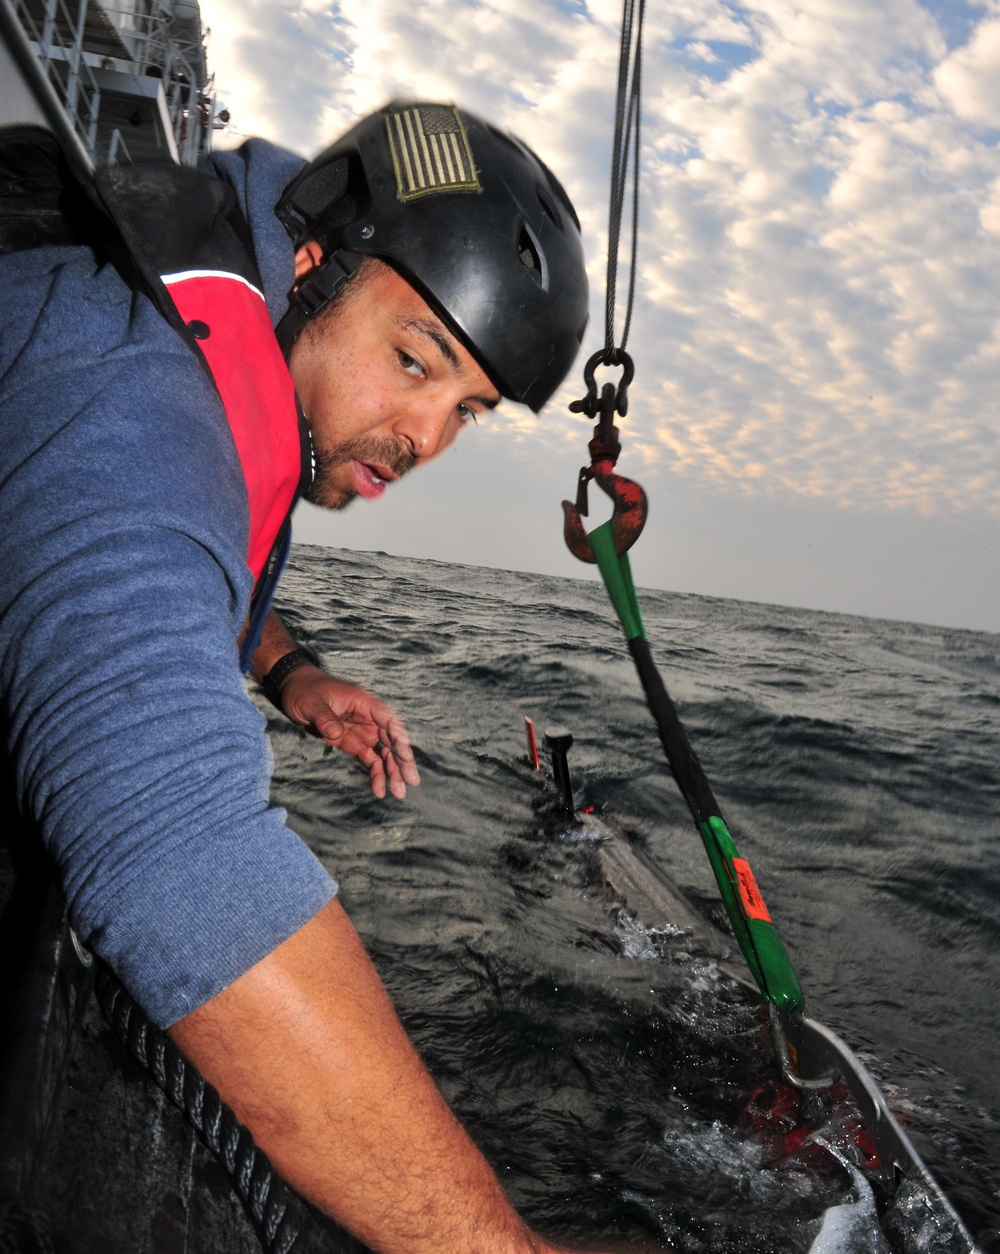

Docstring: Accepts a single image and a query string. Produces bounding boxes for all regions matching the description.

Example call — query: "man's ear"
[293,240,325,281]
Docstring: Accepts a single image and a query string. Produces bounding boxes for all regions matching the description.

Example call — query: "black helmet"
[275,101,589,412]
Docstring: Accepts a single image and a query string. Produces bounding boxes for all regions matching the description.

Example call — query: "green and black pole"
[564,418,989,1238]
[568,0,802,1016]
[588,519,803,1015]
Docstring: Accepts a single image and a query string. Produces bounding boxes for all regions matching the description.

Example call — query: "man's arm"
[168,899,643,1254]
[247,604,314,679]
[250,608,420,800]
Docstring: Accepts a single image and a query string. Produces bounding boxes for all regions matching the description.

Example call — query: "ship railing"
[97,1,214,165]
[11,0,214,165]
[13,0,103,156]
[105,124,131,164]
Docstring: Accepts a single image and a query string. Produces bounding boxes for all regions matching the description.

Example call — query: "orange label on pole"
[732,858,772,923]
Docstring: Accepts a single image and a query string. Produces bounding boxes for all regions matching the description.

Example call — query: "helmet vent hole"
[296,161,349,216]
[517,226,543,287]
[537,190,558,226]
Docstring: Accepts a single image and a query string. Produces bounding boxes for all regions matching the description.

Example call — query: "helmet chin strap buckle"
[292,250,361,320]
[277,250,362,359]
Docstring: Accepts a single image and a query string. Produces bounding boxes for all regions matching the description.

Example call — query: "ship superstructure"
[1,0,219,167]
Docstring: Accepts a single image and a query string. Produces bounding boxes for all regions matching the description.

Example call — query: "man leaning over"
[0,102,659,1251]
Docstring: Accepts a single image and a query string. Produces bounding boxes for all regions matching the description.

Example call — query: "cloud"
[934,16,1000,122]
[200,0,351,152]
[199,0,1000,525]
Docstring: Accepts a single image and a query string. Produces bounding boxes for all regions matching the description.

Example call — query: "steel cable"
[604,0,646,358]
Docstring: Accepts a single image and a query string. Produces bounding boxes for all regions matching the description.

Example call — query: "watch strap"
[260,644,321,711]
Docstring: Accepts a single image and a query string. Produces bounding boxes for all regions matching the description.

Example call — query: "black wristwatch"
[260,643,322,712]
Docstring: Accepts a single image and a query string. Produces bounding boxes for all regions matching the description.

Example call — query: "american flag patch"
[385,105,480,201]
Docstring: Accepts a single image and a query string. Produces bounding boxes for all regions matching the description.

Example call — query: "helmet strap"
[276,249,363,359]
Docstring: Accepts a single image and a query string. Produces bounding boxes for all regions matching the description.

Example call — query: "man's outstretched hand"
[280,667,420,799]
[248,608,420,799]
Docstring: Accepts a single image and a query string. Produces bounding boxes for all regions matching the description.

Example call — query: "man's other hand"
[280,667,420,800]
[168,900,671,1254]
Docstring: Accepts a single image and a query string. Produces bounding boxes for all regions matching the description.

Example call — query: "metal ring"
[582,347,634,395]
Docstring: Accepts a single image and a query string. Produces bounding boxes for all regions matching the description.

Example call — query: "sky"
[198,0,999,633]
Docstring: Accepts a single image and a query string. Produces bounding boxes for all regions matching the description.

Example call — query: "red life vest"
[162,268,301,583]
[0,132,303,596]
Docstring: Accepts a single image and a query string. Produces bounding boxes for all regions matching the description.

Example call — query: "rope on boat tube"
[94,964,306,1254]
[0,1201,55,1254]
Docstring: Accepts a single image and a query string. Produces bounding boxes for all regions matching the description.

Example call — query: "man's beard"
[305,435,415,509]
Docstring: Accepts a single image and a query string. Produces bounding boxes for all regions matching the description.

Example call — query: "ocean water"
[265,543,1000,1253]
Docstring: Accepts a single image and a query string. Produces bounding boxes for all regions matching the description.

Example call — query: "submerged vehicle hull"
[589,813,980,1251]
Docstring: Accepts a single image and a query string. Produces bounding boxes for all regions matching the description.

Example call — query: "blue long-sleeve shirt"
[0,140,337,1027]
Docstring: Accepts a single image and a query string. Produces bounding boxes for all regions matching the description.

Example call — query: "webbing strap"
[589,521,805,1013]
[239,519,292,673]
[589,521,645,639]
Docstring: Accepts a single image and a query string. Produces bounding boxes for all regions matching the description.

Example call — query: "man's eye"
[397,350,424,376]
[457,404,478,425]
